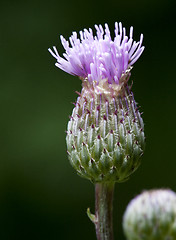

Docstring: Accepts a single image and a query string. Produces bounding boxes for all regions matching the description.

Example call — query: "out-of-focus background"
[1,0,176,239]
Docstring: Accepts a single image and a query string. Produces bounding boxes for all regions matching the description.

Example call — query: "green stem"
[95,182,115,240]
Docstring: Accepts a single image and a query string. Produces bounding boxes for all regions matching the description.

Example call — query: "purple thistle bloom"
[49,23,145,183]
[49,22,144,85]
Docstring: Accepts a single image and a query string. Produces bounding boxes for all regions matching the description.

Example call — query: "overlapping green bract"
[66,83,144,183]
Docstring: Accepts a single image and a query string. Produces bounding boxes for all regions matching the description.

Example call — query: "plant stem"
[95,182,115,240]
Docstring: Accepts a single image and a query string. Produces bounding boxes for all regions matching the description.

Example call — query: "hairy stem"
[95,182,115,240]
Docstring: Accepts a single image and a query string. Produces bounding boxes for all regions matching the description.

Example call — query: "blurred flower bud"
[123,189,176,240]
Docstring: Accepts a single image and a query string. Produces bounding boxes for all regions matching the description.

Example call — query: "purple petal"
[49,22,144,85]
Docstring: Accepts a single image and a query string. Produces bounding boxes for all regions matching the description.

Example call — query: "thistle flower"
[123,189,176,240]
[49,22,145,183]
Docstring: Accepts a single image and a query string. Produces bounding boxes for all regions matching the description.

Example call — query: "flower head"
[49,23,145,183]
[49,22,144,85]
[123,189,176,240]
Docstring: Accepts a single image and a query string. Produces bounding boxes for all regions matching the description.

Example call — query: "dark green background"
[1,0,176,239]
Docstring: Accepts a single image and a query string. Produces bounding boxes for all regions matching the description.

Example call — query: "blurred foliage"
[0,0,176,239]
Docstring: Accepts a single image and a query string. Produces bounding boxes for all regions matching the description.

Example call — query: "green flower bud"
[123,189,176,240]
[66,78,145,183]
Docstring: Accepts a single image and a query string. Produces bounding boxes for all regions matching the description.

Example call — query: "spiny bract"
[66,77,144,183]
